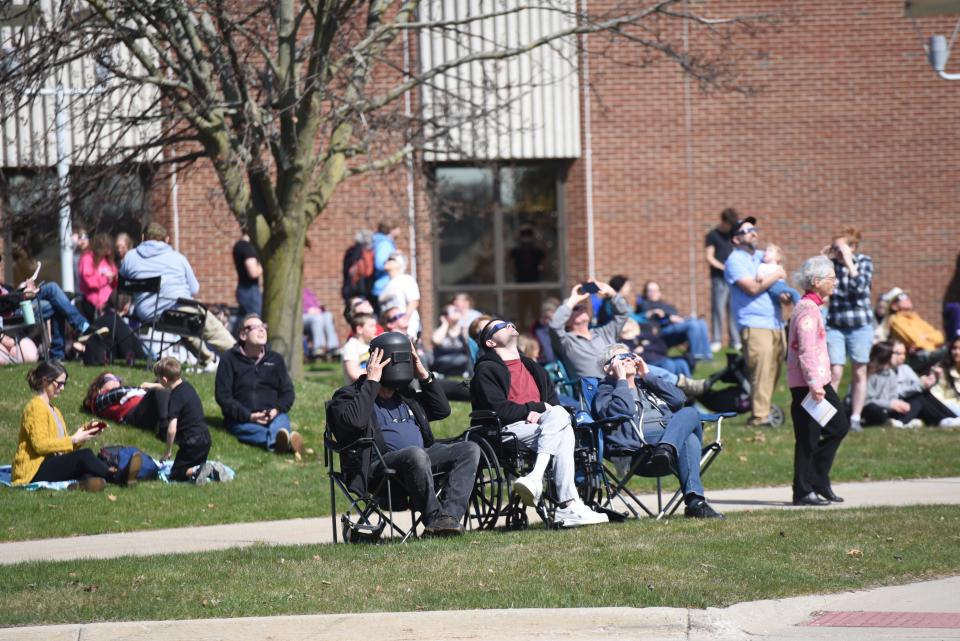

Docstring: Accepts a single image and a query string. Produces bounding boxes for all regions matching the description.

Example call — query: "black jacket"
[214,345,295,426]
[470,349,558,425]
[327,375,450,494]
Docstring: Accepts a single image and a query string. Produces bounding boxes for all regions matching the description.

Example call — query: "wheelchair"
[575,377,734,520]
[462,407,629,530]
[324,402,505,543]
[701,351,785,427]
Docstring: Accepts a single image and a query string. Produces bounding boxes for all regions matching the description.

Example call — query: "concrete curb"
[4,576,960,640]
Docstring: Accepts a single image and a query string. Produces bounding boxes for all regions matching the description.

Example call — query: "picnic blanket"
[1,460,235,489]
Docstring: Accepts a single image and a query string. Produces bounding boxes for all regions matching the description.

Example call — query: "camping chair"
[153,298,207,360]
[542,360,578,406]
[577,376,733,520]
[0,293,50,361]
[324,402,501,542]
[114,275,161,362]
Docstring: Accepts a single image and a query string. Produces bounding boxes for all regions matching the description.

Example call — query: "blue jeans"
[36,282,90,359]
[642,406,705,499]
[233,283,263,334]
[646,364,679,385]
[710,273,739,347]
[227,412,291,451]
[648,356,691,378]
[660,318,713,360]
[303,311,339,352]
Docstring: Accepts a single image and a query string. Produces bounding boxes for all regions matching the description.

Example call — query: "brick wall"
[166,0,958,343]
[570,0,960,331]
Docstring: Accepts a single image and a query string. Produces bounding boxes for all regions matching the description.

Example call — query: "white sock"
[529,453,551,479]
[850,414,861,423]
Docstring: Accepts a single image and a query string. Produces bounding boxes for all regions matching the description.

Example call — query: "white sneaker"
[906,418,924,429]
[709,342,722,353]
[939,417,960,428]
[512,474,542,507]
[885,418,905,428]
[554,501,609,528]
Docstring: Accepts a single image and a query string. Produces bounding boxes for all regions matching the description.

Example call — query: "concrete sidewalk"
[3,575,959,640]
[1,476,958,566]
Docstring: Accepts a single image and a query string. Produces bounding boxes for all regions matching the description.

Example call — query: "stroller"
[699,352,785,427]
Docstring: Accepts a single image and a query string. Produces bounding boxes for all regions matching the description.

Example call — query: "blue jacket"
[592,375,686,450]
[120,241,199,321]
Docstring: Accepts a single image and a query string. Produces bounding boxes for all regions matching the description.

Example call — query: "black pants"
[31,449,113,483]
[862,392,954,426]
[124,389,171,436]
[81,310,150,366]
[170,432,212,482]
[371,441,481,524]
[790,384,850,499]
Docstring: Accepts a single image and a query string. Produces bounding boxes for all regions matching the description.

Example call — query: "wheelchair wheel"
[504,499,529,530]
[468,437,505,531]
[768,404,785,428]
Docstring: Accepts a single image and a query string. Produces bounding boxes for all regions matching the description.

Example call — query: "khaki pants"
[179,305,236,365]
[741,326,786,423]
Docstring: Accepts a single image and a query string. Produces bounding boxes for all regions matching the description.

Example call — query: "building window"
[1,167,151,284]
[432,162,565,329]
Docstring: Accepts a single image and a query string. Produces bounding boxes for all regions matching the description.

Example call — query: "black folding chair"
[154,298,207,360]
[577,377,732,520]
[0,292,50,361]
[114,275,161,363]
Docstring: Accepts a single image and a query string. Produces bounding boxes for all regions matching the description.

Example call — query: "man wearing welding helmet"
[328,331,480,536]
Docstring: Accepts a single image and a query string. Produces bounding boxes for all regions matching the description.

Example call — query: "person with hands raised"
[328,333,481,536]
[12,360,141,491]
[593,344,724,519]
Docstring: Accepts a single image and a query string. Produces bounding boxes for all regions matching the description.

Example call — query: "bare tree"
[1,0,777,374]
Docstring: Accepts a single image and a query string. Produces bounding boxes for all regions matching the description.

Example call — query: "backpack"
[97,446,160,480]
[342,243,375,300]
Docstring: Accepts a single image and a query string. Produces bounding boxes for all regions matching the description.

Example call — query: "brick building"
[4,1,959,341]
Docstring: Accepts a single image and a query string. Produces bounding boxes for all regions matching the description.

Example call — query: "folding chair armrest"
[698,412,737,421]
[323,434,376,453]
[469,410,499,421]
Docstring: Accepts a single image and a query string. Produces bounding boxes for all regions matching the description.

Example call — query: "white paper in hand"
[801,392,837,427]
[29,261,41,281]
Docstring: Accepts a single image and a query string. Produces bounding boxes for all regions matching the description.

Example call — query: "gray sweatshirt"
[865,365,924,409]
[548,295,629,379]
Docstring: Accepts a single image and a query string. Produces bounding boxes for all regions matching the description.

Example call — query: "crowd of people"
[6,213,960,528]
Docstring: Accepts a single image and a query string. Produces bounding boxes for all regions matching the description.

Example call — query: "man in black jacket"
[327,338,480,536]
[215,314,299,455]
[470,317,607,528]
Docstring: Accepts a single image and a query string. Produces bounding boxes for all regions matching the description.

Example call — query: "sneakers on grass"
[554,500,608,528]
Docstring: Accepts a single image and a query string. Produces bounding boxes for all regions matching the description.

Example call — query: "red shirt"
[505,359,540,405]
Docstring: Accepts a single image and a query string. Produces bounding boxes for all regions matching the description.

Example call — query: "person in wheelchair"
[593,343,725,519]
[471,317,608,528]
[327,333,481,536]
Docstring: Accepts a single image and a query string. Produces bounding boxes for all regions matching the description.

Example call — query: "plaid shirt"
[827,253,874,329]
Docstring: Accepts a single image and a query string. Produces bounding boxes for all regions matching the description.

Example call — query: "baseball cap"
[730,217,758,239]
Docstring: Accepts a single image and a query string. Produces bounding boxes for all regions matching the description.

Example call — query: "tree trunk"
[260,213,307,378]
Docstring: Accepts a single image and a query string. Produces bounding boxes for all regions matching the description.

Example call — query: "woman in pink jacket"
[77,233,118,320]
[787,255,851,507]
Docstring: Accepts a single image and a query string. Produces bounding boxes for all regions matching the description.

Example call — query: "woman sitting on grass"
[13,360,141,491]
[863,340,960,428]
[83,371,171,437]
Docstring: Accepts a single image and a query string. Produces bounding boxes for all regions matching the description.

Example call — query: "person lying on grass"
[83,370,171,438]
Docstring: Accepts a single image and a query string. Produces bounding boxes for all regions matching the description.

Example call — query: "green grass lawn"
[1,505,958,626]
[1,358,959,542]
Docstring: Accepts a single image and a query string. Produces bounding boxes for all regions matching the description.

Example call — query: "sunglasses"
[243,323,268,332]
[735,226,758,236]
[605,353,637,367]
[387,312,407,322]
[50,378,67,389]
[481,321,515,343]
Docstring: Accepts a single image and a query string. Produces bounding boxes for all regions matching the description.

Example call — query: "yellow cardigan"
[12,396,77,485]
